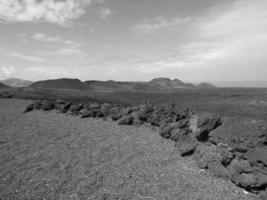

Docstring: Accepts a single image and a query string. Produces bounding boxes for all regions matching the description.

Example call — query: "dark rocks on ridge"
[22,99,267,198]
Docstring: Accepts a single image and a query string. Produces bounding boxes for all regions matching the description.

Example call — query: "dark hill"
[148,77,196,89]
[84,80,155,91]
[30,78,89,90]
[1,78,33,87]
[0,82,11,89]
[198,82,216,89]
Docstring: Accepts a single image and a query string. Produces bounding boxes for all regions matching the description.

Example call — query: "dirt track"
[0,99,259,200]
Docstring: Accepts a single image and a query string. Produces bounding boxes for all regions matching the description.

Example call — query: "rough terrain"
[0,99,258,200]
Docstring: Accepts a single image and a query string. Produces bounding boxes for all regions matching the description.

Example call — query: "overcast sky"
[0,0,267,84]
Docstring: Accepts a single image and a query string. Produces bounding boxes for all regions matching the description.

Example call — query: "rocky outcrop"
[0,91,13,98]
[23,99,267,198]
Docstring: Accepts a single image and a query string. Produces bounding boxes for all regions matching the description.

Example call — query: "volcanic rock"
[41,100,54,111]
[70,104,84,115]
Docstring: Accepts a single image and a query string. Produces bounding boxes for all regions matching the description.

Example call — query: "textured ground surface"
[0,99,259,200]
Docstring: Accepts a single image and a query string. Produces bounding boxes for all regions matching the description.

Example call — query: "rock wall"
[23,99,267,199]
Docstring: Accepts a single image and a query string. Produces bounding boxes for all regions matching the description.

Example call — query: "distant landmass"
[30,78,88,90]
[1,78,33,87]
[0,82,10,89]
[29,77,216,91]
[197,82,217,89]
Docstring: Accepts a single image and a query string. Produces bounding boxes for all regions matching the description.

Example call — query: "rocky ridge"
[24,100,267,199]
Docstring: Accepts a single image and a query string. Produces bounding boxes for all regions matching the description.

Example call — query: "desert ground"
[0,98,259,200]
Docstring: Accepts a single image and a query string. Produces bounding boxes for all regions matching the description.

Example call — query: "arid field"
[0,99,259,200]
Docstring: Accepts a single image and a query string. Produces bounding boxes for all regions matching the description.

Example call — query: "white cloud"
[0,66,15,78]
[0,47,44,62]
[98,8,112,20]
[32,33,78,46]
[0,0,93,26]
[131,0,267,81]
[133,16,192,34]
[10,52,44,62]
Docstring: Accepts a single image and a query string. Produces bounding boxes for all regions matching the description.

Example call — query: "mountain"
[1,78,33,87]
[84,80,155,91]
[0,82,11,89]
[197,82,217,89]
[30,78,89,90]
[148,77,196,89]
[27,77,216,91]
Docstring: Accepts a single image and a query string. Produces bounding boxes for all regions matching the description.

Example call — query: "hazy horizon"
[2,76,267,88]
[1,0,267,85]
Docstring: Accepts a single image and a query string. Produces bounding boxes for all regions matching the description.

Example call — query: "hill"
[148,77,196,89]
[1,78,33,87]
[84,77,205,91]
[198,82,217,89]
[84,80,155,91]
[0,82,11,89]
[30,78,89,90]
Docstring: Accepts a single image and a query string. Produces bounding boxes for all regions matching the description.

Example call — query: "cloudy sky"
[0,0,267,84]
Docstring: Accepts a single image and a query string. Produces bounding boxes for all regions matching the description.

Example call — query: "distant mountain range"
[28,77,216,91]
[1,78,33,87]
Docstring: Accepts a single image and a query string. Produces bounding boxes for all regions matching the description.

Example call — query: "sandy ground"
[0,99,259,200]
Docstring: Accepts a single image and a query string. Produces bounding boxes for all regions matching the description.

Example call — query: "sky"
[0,0,267,85]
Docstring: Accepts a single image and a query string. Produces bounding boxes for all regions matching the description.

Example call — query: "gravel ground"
[0,99,259,200]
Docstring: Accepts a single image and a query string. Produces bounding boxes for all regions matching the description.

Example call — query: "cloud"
[0,0,93,26]
[32,33,78,46]
[98,8,112,20]
[133,16,192,34]
[10,52,45,62]
[0,47,44,62]
[0,66,15,78]
[131,0,267,81]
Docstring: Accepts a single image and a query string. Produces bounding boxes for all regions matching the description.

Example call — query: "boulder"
[89,102,101,109]
[33,100,42,110]
[207,160,230,178]
[57,102,71,113]
[235,173,257,189]
[101,103,112,117]
[175,135,198,156]
[109,106,122,121]
[227,159,253,179]
[41,100,54,111]
[190,113,221,141]
[80,108,102,118]
[118,114,135,125]
[23,104,34,113]
[194,143,234,178]
[70,104,83,115]
[209,118,266,151]
[0,91,13,98]
[246,146,267,167]
[159,119,190,140]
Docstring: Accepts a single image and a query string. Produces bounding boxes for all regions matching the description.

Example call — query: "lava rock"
[175,135,198,156]
[246,146,267,167]
[101,103,112,117]
[159,119,190,140]
[109,106,122,121]
[0,91,13,98]
[33,100,42,110]
[23,103,34,113]
[57,102,72,113]
[70,104,83,115]
[41,100,54,111]
[191,113,221,141]
[194,142,234,177]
